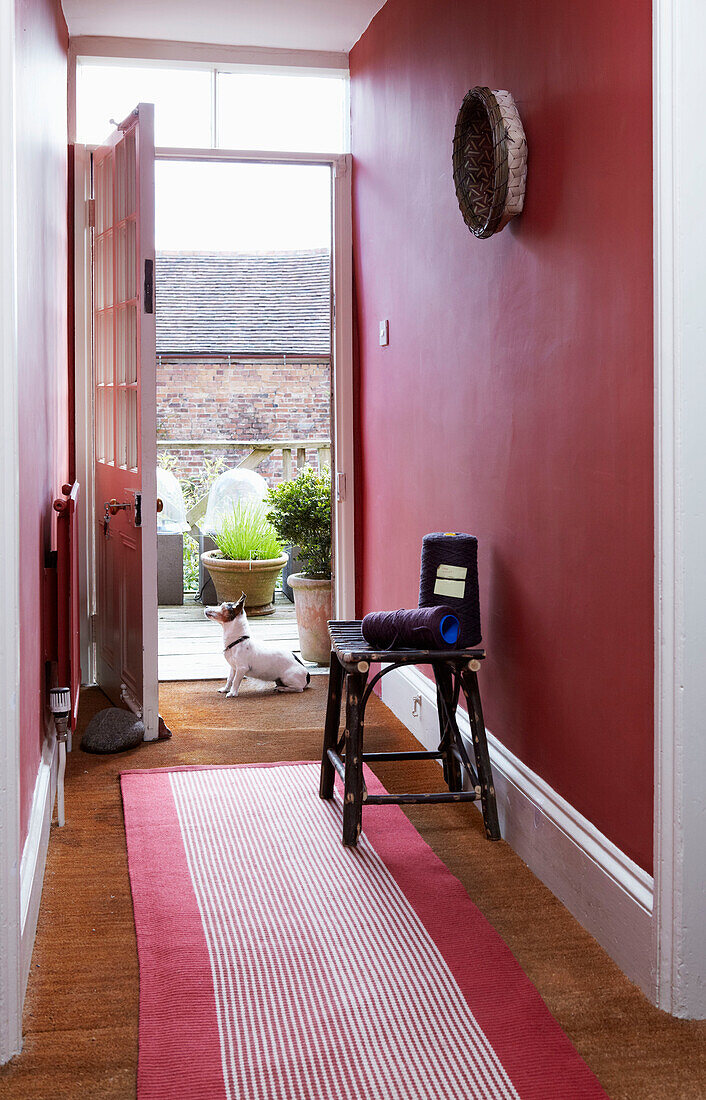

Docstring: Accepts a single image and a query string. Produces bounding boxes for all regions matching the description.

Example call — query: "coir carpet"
[122,760,607,1099]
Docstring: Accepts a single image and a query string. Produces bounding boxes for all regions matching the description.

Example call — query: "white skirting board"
[380,665,655,999]
[19,738,57,1000]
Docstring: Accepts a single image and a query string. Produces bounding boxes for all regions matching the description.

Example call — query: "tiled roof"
[155,250,331,356]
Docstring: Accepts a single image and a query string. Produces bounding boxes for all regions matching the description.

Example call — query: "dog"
[205,593,311,697]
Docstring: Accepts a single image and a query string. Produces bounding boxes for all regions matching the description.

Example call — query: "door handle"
[156,498,163,513]
[105,498,132,516]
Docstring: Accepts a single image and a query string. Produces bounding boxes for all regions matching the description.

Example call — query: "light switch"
[379,319,389,346]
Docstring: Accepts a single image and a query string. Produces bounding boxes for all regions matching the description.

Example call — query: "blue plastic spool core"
[439,614,460,645]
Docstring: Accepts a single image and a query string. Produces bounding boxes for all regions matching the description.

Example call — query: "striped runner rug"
[121,762,608,1099]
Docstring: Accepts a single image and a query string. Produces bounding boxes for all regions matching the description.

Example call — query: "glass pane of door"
[94,132,140,473]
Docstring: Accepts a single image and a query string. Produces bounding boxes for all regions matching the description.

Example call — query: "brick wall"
[157,355,331,487]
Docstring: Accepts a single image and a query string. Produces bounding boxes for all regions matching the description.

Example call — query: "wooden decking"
[158,591,325,681]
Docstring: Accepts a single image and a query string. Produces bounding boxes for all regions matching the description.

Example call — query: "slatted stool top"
[328,620,486,670]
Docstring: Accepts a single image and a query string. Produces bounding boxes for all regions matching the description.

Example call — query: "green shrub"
[182,537,200,592]
[266,466,331,578]
[158,450,227,513]
[214,501,283,562]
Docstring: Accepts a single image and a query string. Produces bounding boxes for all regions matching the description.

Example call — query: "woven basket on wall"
[452,87,528,239]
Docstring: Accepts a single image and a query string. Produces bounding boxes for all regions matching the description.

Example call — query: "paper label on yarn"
[436,563,467,581]
[434,578,466,599]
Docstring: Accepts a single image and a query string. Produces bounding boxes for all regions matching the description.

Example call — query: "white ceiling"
[62,0,386,55]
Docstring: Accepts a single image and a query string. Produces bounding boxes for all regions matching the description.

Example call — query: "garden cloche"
[202,467,269,536]
[156,467,190,534]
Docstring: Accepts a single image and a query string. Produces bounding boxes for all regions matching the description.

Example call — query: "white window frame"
[68,39,350,150]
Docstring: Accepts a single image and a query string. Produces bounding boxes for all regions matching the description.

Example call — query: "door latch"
[144,259,154,314]
[122,489,143,527]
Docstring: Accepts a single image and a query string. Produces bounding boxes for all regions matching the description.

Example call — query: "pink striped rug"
[121,762,608,1099]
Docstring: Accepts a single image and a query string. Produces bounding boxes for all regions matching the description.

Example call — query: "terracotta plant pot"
[200,551,287,616]
[288,573,332,664]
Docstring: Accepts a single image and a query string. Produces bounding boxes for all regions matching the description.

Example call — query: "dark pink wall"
[15,0,69,844]
[350,0,654,870]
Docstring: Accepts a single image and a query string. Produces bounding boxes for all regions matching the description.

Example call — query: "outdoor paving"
[158,590,325,681]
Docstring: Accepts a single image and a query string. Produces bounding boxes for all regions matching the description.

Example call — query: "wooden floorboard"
[158,591,306,681]
[158,630,299,655]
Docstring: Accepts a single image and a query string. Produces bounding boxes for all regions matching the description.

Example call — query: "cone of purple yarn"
[361,606,461,650]
[418,532,481,646]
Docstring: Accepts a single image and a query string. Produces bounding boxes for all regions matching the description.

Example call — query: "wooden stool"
[319,620,501,846]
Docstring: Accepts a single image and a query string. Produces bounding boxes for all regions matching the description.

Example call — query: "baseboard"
[19,738,57,999]
[381,665,655,999]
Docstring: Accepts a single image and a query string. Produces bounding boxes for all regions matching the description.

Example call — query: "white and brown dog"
[205,594,311,697]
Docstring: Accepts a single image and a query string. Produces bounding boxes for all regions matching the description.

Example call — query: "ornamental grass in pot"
[266,466,332,663]
[201,502,287,616]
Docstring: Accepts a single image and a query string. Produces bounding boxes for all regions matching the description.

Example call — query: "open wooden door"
[92,104,159,740]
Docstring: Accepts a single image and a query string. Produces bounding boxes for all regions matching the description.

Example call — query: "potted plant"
[201,501,287,616]
[266,466,332,663]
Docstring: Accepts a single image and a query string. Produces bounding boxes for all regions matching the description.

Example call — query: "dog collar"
[224,635,250,653]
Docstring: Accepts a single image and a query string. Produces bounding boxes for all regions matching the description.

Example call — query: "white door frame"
[75,145,356,665]
[329,152,356,619]
[74,144,97,684]
[653,0,706,1018]
[0,0,22,1064]
[154,147,355,617]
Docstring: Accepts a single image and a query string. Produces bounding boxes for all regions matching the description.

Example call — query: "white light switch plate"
[379,319,389,346]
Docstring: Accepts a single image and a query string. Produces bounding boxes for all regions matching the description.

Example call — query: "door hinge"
[87,197,96,228]
[336,472,346,502]
[89,612,98,645]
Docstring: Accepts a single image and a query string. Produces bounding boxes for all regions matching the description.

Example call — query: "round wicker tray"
[452,87,527,239]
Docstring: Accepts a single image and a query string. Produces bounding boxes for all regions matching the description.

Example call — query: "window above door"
[76,59,350,153]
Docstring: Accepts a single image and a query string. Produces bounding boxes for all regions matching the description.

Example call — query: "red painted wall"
[350,0,654,870]
[15,0,69,844]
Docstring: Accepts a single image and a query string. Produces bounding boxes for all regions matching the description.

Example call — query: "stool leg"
[460,668,501,841]
[433,664,462,791]
[342,670,366,846]
[320,651,345,800]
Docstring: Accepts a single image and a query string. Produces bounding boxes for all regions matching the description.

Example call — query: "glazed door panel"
[92,104,158,740]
